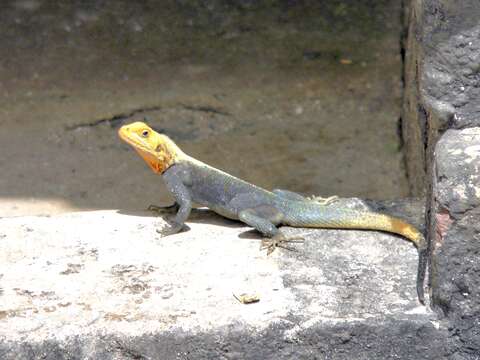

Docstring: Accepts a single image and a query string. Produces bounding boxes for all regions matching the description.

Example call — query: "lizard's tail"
[416,242,427,304]
[294,210,427,303]
[297,210,425,246]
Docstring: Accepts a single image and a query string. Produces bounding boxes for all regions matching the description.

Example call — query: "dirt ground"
[0,0,407,217]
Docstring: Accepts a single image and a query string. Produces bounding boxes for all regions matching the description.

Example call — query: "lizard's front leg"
[159,169,193,236]
[157,198,191,236]
[238,206,303,255]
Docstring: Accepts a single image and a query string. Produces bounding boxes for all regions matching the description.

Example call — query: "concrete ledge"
[0,209,448,359]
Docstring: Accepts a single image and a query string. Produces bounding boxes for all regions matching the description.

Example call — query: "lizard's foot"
[260,233,304,255]
[307,195,339,206]
[156,221,184,236]
[148,203,179,215]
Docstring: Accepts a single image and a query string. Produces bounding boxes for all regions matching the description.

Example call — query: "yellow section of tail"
[389,217,423,245]
[367,213,425,249]
[328,211,425,249]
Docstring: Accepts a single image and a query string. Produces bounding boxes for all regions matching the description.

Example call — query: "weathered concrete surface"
[432,128,480,358]
[0,207,449,359]
[0,0,408,217]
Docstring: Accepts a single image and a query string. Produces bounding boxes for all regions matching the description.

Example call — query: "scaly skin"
[119,121,427,304]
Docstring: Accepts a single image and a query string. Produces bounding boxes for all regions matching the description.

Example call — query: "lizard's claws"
[260,233,304,255]
[156,222,184,237]
[307,195,339,206]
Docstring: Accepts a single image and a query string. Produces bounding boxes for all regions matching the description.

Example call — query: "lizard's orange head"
[118,121,183,174]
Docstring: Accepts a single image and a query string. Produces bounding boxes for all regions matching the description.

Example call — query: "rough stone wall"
[403,0,480,357]
[432,130,480,358]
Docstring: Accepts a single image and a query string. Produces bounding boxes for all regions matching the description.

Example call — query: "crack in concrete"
[66,103,230,131]
[65,106,163,131]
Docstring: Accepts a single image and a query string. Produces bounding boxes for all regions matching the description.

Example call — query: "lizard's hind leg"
[307,195,339,205]
[238,206,304,255]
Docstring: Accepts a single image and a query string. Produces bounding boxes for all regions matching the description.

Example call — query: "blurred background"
[0,0,407,216]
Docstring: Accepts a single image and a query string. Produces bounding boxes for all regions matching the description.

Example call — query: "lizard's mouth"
[118,126,139,146]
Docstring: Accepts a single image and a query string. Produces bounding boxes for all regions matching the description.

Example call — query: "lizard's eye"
[141,130,149,137]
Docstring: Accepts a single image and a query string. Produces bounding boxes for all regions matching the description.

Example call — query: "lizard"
[118,121,427,304]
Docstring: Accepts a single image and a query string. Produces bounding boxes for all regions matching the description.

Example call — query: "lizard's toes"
[260,234,304,254]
